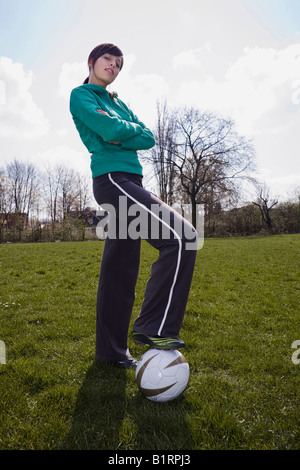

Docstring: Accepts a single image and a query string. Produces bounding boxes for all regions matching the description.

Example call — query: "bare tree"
[44,164,93,223]
[44,165,64,224]
[60,167,78,218]
[252,185,278,232]
[143,101,177,205]
[0,169,12,215]
[147,104,256,228]
[0,169,12,237]
[5,159,40,222]
[72,172,91,212]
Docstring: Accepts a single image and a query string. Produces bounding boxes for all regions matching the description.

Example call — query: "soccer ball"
[135,349,190,402]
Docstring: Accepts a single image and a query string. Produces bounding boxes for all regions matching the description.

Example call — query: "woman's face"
[89,53,122,88]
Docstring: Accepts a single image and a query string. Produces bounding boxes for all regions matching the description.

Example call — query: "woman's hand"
[97,109,121,145]
[97,109,109,116]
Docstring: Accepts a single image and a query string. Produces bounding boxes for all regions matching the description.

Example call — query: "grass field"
[0,234,300,450]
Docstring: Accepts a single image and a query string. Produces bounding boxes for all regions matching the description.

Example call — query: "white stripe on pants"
[93,172,197,361]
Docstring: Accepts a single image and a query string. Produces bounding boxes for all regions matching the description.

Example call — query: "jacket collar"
[83,83,118,98]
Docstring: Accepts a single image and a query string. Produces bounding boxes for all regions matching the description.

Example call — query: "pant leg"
[134,237,197,338]
[95,236,141,361]
[93,173,142,362]
[105,173,198,339]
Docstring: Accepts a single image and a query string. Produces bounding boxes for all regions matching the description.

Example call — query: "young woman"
[70,43,198,368]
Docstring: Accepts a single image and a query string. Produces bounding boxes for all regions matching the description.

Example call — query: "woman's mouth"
[105,68,114,75]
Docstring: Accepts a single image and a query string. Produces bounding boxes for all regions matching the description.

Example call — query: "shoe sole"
[115,361,137,369]
[96,358,137,369]
[133,333,185,350]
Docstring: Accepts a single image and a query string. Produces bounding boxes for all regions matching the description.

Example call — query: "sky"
[1,0,300,203]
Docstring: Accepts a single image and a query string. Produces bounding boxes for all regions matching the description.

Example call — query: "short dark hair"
[83,43,123,84]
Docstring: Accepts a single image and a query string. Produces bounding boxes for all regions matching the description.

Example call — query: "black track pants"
[92,172,198,362]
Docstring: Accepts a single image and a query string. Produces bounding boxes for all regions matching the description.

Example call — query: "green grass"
[0,235,300,450]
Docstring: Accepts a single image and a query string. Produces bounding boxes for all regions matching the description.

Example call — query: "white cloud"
[56,128,70,137]
[0,79,5,105]
[173,44,211,70]
[254,167,300,201]
[116,54,169,125]
[175,43,300,136]
[171,44,300,197]
[115,73,169,128]
[0,57,49,139]
[58,61,87,100]
[118,53,136,78]
[173,50,202,70]
[32,145,88,173]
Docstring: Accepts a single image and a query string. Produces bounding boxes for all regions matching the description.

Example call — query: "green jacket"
[69,84,155,177]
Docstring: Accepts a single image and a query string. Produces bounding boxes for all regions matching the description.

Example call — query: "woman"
[70,43,197,368]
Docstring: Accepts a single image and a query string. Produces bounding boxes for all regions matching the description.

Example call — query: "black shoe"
[96,356,138,369]
[114,356,138,369]
[132,332,185,350]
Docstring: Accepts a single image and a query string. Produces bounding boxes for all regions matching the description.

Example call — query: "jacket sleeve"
[121,127,156,150]
[70,87,144,142]
[119,103,156,151]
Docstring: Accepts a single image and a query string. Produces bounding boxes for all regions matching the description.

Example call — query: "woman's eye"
[104,56,120,68]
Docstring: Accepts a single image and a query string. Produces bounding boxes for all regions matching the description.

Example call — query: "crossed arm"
[70,88,155,151]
